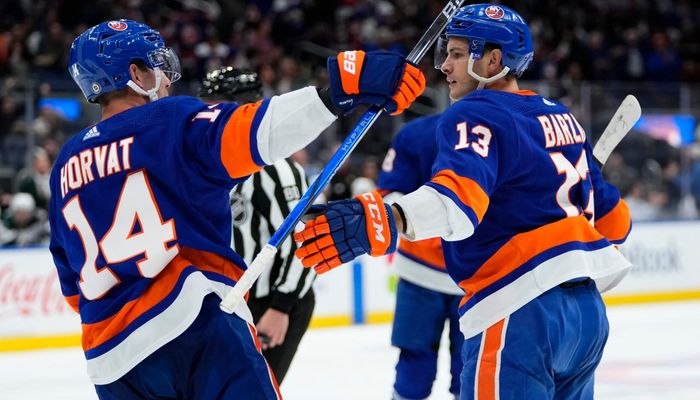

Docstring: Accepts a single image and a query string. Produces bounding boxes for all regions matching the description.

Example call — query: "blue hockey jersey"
[48,91,336,384]
[405,90,632,338]
[378,114,462,295]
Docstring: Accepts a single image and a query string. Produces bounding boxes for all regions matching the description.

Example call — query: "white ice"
[1,300,699,399]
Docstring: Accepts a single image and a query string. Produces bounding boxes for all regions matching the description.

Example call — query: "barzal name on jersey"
[48,88,336,384]
[394,89,632,339]
[379,114,462,296]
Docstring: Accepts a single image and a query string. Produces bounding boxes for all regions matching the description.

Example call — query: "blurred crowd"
[1,0,699,246]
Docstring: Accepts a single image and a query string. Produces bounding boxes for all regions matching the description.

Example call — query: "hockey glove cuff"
[294,190,398,274]
[328,50,426,115]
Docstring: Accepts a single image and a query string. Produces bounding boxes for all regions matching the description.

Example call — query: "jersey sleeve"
[377,126,424,194]
[179,87,336,182]
[48,172,80,313]
[425,102,506,233]
[586,143,632,244]
[178,97,270,181]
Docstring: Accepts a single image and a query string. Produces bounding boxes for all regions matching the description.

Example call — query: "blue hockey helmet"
[435,4,533,83]
[68,20,181,103]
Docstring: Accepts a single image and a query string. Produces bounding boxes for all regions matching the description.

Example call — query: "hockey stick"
[592,95,641,166]
[220,0,467,313]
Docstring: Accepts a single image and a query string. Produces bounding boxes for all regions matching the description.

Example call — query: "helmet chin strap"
[467,54,510,90]
[126,67,162,102]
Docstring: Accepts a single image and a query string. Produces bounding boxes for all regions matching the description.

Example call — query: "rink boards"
[1,220,699,351]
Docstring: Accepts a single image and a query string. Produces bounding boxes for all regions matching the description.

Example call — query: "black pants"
[248,290,315,384]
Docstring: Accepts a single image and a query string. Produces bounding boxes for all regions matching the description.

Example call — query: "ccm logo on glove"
[360,192,386,244]
[356,191,393,255]
[294,190,398,274]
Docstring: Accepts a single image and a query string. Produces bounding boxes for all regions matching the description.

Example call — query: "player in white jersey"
[295,5,632,399]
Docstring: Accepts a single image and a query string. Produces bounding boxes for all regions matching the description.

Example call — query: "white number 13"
[62,171,179,300]
[455,122,492,157]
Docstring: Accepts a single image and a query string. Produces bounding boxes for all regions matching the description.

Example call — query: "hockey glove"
[294,190,398,274]
[328,50,426,115]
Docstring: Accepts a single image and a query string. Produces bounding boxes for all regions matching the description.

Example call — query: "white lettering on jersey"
[60,137,135,198]
[539,113,587,149]
[79,149,95,185]
[538,115,556,148]
[106,142,122,175]
[382,148,396,172]
[454,122,492,157]
[562,114,582,143]
[94,145,108,178]
[193,104,222,122]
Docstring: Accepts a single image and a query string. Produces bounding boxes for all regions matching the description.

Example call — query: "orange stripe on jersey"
[459,215,604,307]
[179,247,246,284]
[65,294,80,313]
[247,323,283,399]
[398,237,445,269]
[81,247,246,352]
[476,318,507,400]
[595,199,631,242]
[221,101,264,179]
[431,170,490,222]
[510,89,538,96]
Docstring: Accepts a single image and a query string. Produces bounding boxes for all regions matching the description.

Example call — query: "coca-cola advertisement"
[0,248,80,338]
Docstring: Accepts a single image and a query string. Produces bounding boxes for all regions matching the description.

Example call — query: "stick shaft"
[220,0,466,313]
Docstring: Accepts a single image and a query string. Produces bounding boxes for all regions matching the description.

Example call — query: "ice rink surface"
[1,300,699,400]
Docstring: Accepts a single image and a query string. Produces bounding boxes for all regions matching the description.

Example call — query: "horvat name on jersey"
[59,137,135,198]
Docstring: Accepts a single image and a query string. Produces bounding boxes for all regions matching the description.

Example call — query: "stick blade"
[592,95,642,165]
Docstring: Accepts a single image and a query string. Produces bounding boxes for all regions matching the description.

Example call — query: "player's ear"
[129,63,148,87]
[487,49,503,74]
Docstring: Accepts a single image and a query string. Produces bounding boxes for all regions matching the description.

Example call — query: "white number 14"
[62,170,179,300]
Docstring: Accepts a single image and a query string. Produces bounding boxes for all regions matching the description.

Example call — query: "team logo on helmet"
[485,6,505,20]
[107,20,128,31]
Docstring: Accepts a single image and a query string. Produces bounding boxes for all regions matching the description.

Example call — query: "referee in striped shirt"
[200,67,316,384]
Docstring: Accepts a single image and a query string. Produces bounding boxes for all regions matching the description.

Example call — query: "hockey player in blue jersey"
[295,4,632,399]
[48,19,424,399]
[379,114,464,400]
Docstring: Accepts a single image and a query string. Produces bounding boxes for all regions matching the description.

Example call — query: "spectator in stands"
[2,121,28,172]
[1,192,50,246]
[644,32,683,82]
[14,147,51,211]
[194,27,231,77]
[0,0,699,227]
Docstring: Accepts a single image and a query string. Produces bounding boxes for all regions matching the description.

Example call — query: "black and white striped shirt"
[230,158,315,312]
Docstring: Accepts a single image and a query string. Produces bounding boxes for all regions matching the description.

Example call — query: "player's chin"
[448,87,465,102]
